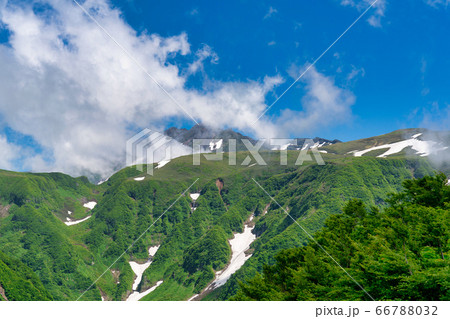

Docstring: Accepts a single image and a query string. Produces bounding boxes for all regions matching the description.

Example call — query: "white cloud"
[425,0,450,8]
[267,41,276,46]
[274,65,356,135]
[264,6,277,19]
[0,0,284,178]
[0,0,355,179]
[0,135,20,170]
[187,44,218,75]
[340,0,387,28]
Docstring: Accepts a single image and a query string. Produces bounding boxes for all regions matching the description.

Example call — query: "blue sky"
[109,0,450,140]
[0,0,449,177]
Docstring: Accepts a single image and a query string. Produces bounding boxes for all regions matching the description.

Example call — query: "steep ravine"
[125,246,160,301]
[189,216,256,300]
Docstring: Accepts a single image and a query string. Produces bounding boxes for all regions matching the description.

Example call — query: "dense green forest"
[0,250,52,301]
[232,174,450,301]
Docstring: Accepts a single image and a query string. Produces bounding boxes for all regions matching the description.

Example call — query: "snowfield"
[129,261,151,291]
[189,219,256,301]
[277,140,330,151]
[279,143,292,151]
[209,139,223,151]
[97,177,109,185]
[129,245,160,291]
[187,294,199,301]
[83,201,97,210]
[148,246,160,256]
[64,215,91,226]
[353,134,448,158]
[190,193,200,201]
[210,221,256,288]
[156,159,170,169]
[126,281,163,301]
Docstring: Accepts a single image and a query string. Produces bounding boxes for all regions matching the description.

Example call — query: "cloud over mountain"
[0,0,355,179]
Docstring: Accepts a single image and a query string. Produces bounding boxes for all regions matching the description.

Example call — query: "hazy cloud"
[187,44,218,75]
[340,0,387,28]
[425,0,450,8]
[189,8,199,16]
[264,6,278,19]
[275,65,356,135]
[420,102,450,131]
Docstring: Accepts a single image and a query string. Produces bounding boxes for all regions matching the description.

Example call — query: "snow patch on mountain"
[83,201,97,210]
[129,245,160,291]
[190,193,200,201]
[276,141,330,151]
[353,134,448,158]
[129,261,151,291]
[210,221,256,288]
[65,215,91,226]
[279,143,292,151]
[97,177,109,185]
[156,159,170,169]
[189,219,256,301]
[126,280,163,301]
[209,139,223,151]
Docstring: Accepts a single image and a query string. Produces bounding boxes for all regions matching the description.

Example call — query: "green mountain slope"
[232,174,450,301]
[0,250,52,301]
[0,170,104,300]
[203,157,435,300]
[0,129,446,301]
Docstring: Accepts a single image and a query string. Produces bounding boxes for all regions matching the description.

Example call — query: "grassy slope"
[322,129,422,155]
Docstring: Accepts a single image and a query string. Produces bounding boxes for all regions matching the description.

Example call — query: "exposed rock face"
[0,204,10,218]
[216,178,224,192]
[0,283,8,301]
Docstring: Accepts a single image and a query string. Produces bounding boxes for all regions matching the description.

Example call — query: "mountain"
[0,128,448,301]
[164,124,341,152]
[164,125,259,152]
[322,128,449,157]
[285,137,341,151]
